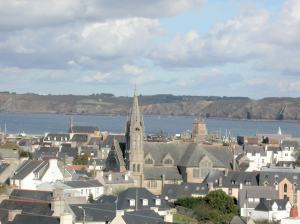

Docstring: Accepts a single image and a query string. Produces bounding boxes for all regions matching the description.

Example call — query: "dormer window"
[163,158,173,166]
[129,199,135,207]
[155,198,161,206]
[34,173,39,179]
[54,137,57,141]
[141,199,148,206]
[145,158,154,165]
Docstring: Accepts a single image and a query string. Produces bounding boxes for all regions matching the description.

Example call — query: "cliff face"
[0,92,300,120]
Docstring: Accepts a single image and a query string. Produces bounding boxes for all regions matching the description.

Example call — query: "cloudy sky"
[0,0,300,98]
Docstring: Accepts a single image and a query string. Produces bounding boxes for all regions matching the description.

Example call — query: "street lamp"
[78,206,86,224]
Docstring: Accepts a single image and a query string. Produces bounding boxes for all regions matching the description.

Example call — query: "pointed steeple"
[130,90,143,129]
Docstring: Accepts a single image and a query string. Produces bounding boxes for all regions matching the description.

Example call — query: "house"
[63,180,104,200]
[162,182,209,202]
[111,209,165,224]
[251,198,291,221]
[43,133,70,146]
[238,186,279,217]
[34,146,59,160]
[10,159,65,190]
[88,159,105,171]
[0,162,18,184]
[276,140,298,163]
[204,170,259,199]
[97,171,136,195]
[259,166,300,210]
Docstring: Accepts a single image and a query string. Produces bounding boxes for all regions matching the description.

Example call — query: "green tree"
[88,193,95,203]
[73,154,88,165]
[205,190,238,214]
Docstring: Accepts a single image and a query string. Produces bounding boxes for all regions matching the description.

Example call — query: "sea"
[0,112,300,137]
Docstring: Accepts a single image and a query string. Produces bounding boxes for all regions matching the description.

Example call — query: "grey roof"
[44,133,70,142]
[204,170,259,188]
[144,167,182,181]
[58,145,78,158]
[70,203,115,222]
[255,198,289,211]
[102,134,126,147]
[116,188,170,211]
[102,172,134,184]
[259,166,300,188]
[144,142,232,168]
[123,210,164,224]
[12,160,47,180]
[238,186,279,208]
[11,214,59,224]
[64,180,103,188]
[162,183,208,200]
[0,199,53,217]
[10,189,53,202]
[88,159,105,166]
[88,137,102,146]
[281,140,299,149]
[34,147,59,159]
[70,126,99,133]
[96,195,117,204]
[71,134,88,143]
[244,145,267,156]
[105,139,125,171]
[0,163,9,174]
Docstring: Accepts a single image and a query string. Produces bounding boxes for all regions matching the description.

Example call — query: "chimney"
[218,177,223,187]
[8,210,22,222]
[60,213,73,224]
[161,174,166,193]
[51,188,64,217]
[108,173,112,182]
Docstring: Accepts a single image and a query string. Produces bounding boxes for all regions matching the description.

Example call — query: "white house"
[10,159,64,190]
[251,198,291,222]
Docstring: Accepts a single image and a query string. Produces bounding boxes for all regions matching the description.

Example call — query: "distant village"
[0,92,299,224]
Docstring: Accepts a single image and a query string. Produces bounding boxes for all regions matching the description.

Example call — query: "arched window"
[284,183,288,193]
[145,158,154,165]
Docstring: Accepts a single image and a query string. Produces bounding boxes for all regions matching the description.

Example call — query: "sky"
[1,0,300,98]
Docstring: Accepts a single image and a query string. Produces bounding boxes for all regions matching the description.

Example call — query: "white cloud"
[122,64,144,76]
[0,0,205,29]
[80,72,111,83]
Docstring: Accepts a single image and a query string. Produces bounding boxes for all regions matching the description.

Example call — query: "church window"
[137,164,140,172]
[284,183,288,193]
[133,164,136,172]
[135,127,140,131]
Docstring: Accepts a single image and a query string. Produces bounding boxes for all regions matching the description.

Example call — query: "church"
[106,91,233,195]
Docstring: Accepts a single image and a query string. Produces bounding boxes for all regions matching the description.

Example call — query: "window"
[155,198,161,206]
[149,180,157,188]
[142,199,148,206]
[284,183,288,193]
[133,164,136,172]
[137,164,140,172]
[81,189,83,195]
[248,198,253,202]
[228,188,232,195]
[129,199,135,207]
[163,158,173,166]
[145,158,154,165]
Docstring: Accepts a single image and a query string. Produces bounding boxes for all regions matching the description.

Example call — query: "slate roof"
[63,180,103,188]
[259,166,300,188]
[34,147,59,159]
[71,134,88,143]
[102,134,126,147]
[10,189,53,202]
[116,188,170,211]
[144,142,232,168]
[0,163,9,174]
[238,186,279,208]
[70,203,115,223]
[281,140,299,150]
[11,214,60,224]
[69,126,99,134]
[44,133,70,142]
[58,145,78,158]
[106,139,126,171]
[0,199,53,217]
[204,170,259,188]
[123,209,164,224]
[96,195,117,204]
[144,167,182,181]
[162,183,208,200]
[101,172,135,184]
[255,198,289,211]
[12,160,47,180]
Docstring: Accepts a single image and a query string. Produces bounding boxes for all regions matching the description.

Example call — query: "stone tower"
[125,91,144,185]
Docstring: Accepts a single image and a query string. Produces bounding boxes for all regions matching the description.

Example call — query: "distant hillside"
[0,92,300,120]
